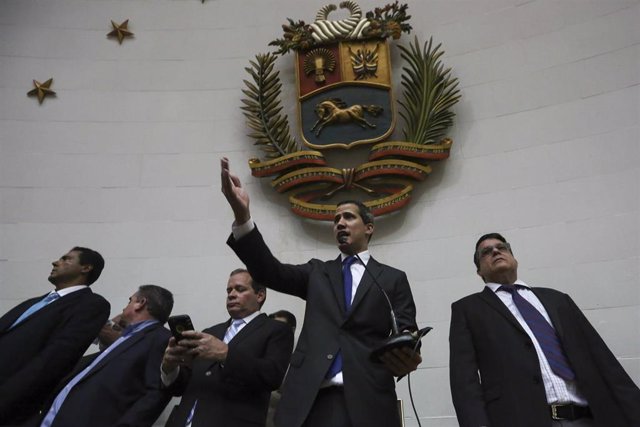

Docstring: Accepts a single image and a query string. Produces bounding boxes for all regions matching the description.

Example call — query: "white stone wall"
[1,1,638,425]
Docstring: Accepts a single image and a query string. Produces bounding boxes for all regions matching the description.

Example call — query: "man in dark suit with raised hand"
[220,158,422,427]
[161,268,294,427]
[449,232,640,427]
[37,284,174,427]
[0,247,110,425]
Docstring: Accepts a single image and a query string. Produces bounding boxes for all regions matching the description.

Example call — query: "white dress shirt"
[487,280,588,405]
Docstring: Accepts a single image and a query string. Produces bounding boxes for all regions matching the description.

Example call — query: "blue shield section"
[300,85,394,149]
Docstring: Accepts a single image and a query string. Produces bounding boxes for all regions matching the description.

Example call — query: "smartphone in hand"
[167,315,194,341]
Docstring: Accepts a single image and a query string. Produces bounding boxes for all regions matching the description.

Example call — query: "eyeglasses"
[478,242,511,258]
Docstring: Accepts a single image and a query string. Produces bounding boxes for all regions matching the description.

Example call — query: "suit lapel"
[479,287,527,334]
[349,257,378,314]
[2,289,91,332]
[229,313,266,346]
[531,288,566,337]
[325,256,345,313]
[213,320,230,340]
[0,295,44,332]
[80,323,159,380]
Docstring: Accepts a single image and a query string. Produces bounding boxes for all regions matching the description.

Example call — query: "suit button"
[327,354,334,360]
[532,375,541,384]
[525,341,533,349]
[205,371,212,376]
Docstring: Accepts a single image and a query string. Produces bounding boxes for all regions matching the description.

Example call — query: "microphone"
[350,252,432,363]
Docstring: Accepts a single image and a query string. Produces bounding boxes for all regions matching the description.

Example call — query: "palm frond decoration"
[398,36,461,145]
[241,53,299,158]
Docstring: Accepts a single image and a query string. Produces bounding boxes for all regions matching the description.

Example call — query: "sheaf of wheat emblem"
[241,1,461,220]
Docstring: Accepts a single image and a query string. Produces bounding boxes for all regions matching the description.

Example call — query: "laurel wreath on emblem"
[241,1,460,220]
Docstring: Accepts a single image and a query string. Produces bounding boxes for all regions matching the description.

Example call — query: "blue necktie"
[342,256,356,311]
[325,256,357,379]
[499,285,576,381]
[10,292,60,329]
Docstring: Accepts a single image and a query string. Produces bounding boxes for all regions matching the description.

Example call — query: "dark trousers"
[302,386,351,427]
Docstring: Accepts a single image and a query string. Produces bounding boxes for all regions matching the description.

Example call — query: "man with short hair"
[220,158,422,427]
[269,310,297,332]
[449,233,640,427]
[161,269,294,427]
[0,247,110,425]
[38,284,174,427]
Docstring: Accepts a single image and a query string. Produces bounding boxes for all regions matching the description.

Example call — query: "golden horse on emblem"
[310,98,383,136]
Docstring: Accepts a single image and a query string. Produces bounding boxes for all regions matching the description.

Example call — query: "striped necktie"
[224,319,244,343]
[499,285,576,380]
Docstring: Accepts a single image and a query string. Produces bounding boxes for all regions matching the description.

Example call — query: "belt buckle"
[551,404,565,421]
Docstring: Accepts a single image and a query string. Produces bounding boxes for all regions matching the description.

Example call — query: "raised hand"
[220,157,251,225]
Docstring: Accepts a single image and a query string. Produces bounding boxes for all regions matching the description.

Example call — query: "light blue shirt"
[40,319,159,427]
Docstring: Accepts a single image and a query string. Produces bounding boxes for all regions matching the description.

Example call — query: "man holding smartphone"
[161,268,294,427]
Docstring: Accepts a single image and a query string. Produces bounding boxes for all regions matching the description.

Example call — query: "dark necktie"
[325,255,357,379]
[342,255,357,311]
[499,285,576,381]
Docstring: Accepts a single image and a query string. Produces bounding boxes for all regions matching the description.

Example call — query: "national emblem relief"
[241,1,461,220]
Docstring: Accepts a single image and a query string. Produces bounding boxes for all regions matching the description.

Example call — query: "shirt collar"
[121,319,159,337]
[54,285,88,298]
[486,279,529,293]
[232,310,261,325]
[340,250,370,265]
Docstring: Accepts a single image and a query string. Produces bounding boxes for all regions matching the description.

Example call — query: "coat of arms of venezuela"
[241,1,461,220]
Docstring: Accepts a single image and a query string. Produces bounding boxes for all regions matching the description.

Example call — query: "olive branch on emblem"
[398,36,461,145]
[241,53,299,158]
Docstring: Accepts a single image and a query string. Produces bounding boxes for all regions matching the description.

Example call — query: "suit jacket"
[164,314,294,427]
[449,286,640,427]
[228,226,418,427]
[42,322,172,427]
[0,288,110,424]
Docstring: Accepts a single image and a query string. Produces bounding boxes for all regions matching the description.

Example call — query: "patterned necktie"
[10,291,60,329]
[325,256,357,379]
[499,285,576,380]
[224,319,244,344]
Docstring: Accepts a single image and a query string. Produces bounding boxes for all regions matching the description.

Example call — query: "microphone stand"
[353,253,432,363]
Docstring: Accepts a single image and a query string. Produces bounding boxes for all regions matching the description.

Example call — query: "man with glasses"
[449,232,640,427]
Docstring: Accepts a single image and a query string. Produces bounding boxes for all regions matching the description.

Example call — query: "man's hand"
[179,330,229,363]
[380,347,422,377]
[161,337,193,374]
[220,157,251,225]
[97,314,125,349]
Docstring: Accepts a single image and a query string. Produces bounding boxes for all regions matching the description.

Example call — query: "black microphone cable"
[405,326,431,427]
[352,252,432,427]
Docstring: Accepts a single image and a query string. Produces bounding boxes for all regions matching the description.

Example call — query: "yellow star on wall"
[27,78,56,104]
[107,19,134,44]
